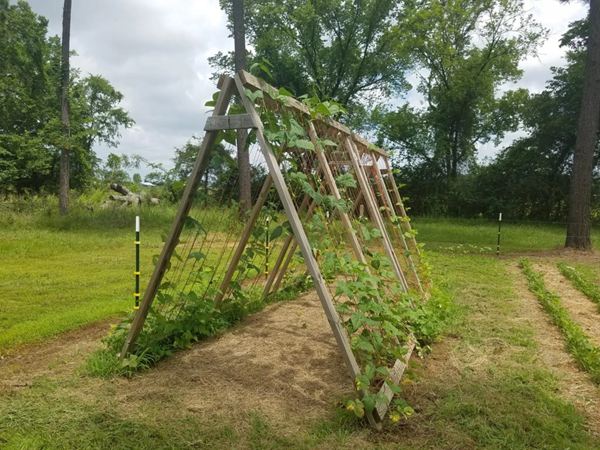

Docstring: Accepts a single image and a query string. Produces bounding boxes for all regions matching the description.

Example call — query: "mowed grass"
[0,226,163,352]
[413,217,600,252]
[396,253,599,449]
[1,252,598,449]
[2,209,597,353]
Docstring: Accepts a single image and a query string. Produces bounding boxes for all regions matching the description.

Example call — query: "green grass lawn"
[1,251,598,449]
[0,226,164,352]
[1,210,594,353]
[2,209,600,448]
[413,217,600,252]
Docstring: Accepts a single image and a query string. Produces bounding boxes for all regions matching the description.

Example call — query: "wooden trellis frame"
[120,71,424,427]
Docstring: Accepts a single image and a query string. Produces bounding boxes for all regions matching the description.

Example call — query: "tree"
[375,0,543,213]
[0,2,133,195]
[102,153,130,184]
[68,74,134,188]
[232,0,252,214]
[0,1,55,192]
[212,0,408,112]
[479,19,587,222]
[173,139,235,203]
[59,0,72,214]
[565,0,600,249]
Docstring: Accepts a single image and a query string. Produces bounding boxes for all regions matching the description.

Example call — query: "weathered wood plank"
[120,76,236,358]
[215,175,273,305]
[263,192,313,298]
[238,70,388,157]
[345,137,410,293]
[234,73,362,380]
[269,196,319,296]
[204,114,255,131]
[368,154,423,294]
[308,122,367,265]
[381,155,420,257]
[374,338,416,421]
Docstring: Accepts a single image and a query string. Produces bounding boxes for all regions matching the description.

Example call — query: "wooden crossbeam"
[204,114,255,131]
[239,71,388,158]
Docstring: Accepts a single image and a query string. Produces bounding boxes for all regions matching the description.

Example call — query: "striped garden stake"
[496,212,502,257]
[265,215,270,279]
[134,215,140,309]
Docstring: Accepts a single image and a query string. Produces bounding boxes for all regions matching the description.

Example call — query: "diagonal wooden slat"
[120,76,236,357]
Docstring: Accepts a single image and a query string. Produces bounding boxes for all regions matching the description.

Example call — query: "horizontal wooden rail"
[238,70,388,158]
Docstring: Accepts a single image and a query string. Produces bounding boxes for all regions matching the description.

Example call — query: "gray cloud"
[24,0,230,170]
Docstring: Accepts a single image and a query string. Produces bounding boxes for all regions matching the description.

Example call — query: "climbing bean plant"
[249,86,453,424]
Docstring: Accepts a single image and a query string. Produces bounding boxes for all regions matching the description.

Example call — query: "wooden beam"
[204,114,255,131]
[263,233,294,297]
[214,175,273,305]
[368,154,423,294]
[345,138,410,293]
[308,122,367,265]
[234,74,362,381]
[350,190,364,217]
[374,338,416,421]
[381,156,420,257]
[238,70,387,157]
[263,192,312,298]
[271,239,299,295]
[120,76,236,357]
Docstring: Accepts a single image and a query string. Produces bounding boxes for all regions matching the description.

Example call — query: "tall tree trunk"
[59,0,72,215]
[233,0,252,215]
[565,0,600,249]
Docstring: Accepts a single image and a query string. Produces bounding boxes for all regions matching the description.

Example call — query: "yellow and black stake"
[265,215,270,279]
[134,215,140,309]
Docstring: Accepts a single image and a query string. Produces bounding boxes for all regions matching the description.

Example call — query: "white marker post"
[496,213,502,257]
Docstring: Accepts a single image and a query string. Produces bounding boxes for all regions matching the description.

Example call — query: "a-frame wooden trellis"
[120,71,424,427]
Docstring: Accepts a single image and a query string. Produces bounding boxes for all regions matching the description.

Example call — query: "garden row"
[520,259,600,383]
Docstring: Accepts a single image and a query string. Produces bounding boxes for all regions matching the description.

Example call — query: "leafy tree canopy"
[211,0,410,112]
[0,0,133,194]
[377,0,545,185]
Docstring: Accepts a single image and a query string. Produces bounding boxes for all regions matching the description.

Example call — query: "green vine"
[87,82,454,428]
[249,86,452,424]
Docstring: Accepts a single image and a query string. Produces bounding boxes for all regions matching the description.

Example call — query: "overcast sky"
[23,0,588,169]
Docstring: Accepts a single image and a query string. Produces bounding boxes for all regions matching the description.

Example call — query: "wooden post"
[263,233,294,297]
[351,190,364,217]
[308,123,367,265]
[381,156,420,257]
[345,138,410,293]
[269,194,323,296]
[120,76,236,357]
[368,154,423,294]
[214,175,273,305]
[271,240,299,295]
[263,192,312,298]
[234,73,362,382]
